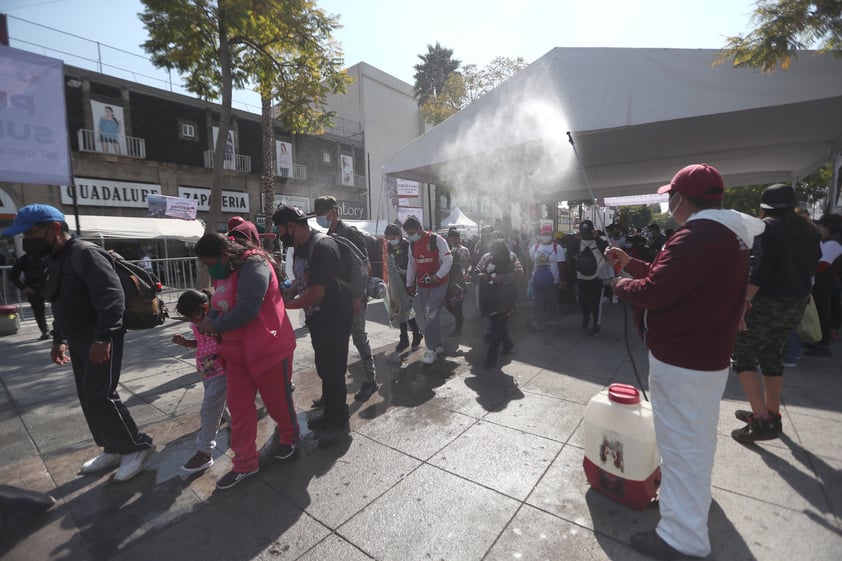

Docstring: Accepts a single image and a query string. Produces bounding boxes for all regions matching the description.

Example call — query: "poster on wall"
[340,154,354,186]
[262,194,311,213]
[398,206,423,227]
[396,178,420,198]
[90,100,127,155]
[276,140,293,177]
[212,126,237,170]
[0,46,71,186]
[148,194,198,220]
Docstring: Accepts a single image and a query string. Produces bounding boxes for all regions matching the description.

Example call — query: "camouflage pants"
[732,296,808,376]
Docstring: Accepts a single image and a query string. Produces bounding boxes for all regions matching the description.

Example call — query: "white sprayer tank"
[583,383,660,510]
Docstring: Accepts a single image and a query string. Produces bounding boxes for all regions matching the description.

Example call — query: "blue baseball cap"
[3,204,66,236]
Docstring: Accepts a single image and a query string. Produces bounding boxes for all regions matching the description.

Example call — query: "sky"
[3,0,760,112]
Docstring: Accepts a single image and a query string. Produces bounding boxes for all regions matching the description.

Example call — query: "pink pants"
[225,348,298,472]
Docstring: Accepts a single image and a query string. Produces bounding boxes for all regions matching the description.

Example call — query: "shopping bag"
[796,296,821,344]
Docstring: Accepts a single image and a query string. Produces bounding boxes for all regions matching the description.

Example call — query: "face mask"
[278,226,295,247]
[207,260,231,280]
[388,238,400,246]
[408,232,422,243]
[23,237,52,257]
[316,216,331,229]
[668,194,681,218]
[540,235,552,244]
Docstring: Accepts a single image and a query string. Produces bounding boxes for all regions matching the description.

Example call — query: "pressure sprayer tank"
[583,383,660,510]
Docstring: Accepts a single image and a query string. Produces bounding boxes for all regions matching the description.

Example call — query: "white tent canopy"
[383,48,842,202]
[75,215,206,242]
[440,206,479,237]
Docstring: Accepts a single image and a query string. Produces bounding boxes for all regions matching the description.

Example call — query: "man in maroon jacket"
[607,164,764,560]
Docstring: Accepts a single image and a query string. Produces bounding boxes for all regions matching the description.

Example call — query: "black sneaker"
[732,417,780,443]
[411,332,423,349]
[312,396,324,408]
[216,469,257,490]
[735,410,782,433]
[630,531,686,561]
[590,325,600,336]
[181,451,213,473]
[39,332,51,341]
[308,412,349,432]
[354,381,378,402]
[501,342,514,355]
[396,337,410,353]
[317,422,350,448]
[274,443,296,461]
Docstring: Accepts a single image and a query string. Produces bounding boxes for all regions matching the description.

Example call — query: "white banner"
[276,140,293,177]
[148,194,198,220]
[178,186,250,213]
[90,100,127,155]
[340,154,354,186]
[61,178,161,208]
[263,193,311,213]
[396,178,420,198]
[212,126,237,170]
[0,46,71,186]
[604,193,668,207]
[398,206,424,227]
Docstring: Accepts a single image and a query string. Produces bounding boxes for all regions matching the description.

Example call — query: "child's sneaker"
[182,451,213,473]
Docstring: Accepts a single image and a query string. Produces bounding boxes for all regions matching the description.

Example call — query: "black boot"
[396,335,410,353]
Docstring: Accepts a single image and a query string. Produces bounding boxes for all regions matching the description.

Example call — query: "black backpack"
[576,241,599,276]
[71,241,169,330]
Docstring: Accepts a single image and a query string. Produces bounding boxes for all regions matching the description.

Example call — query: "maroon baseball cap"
[657,164,725,201]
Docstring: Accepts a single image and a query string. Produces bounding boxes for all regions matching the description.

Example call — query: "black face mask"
[22,228,52,257]
[278,226,294,247]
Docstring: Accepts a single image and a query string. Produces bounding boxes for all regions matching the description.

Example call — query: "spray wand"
[566,131,648,401]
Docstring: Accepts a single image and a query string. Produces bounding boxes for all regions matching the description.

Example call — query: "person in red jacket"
[607,164,765,560]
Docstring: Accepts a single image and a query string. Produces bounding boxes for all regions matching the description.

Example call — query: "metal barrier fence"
[1,256,201,323]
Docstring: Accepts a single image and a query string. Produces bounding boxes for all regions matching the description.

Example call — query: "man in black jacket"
[10,251,50,339]
[3,205,155,482]
[314,196,378,402]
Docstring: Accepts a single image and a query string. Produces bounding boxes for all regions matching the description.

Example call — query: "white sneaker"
[420,349,437,364]
[611,296,619,304]
[114,445,156,482]
[80,452,121,474]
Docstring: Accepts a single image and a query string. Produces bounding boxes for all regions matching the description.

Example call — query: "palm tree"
[413,42,461,107]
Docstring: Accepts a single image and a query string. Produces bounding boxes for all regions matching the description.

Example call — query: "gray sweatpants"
[417,283,448,351]
[196,375,227,454]
[352,297,376,381]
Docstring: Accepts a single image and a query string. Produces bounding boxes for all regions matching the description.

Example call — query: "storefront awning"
[75,215,206,242]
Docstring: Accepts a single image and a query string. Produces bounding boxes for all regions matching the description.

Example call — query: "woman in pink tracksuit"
[195,233,298,490]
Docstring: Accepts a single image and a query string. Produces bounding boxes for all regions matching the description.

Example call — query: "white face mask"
[388,238,400,246]
[668,193,681,219]
[540,235,552,244]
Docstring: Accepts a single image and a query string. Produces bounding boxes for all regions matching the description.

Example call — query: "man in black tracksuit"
[274,204,353,448]
[3,205,155,482]
[10,251,50,339]
[575,220,610,336]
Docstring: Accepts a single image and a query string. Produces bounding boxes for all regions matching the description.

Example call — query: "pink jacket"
[211,251,295,376]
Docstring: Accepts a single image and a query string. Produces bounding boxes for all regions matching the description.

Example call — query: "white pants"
[649,352,728,558]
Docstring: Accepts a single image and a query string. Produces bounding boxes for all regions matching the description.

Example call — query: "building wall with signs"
[0,64,370,235]
[325,63,431,227]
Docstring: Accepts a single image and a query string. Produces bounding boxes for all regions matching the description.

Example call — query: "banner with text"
[336,199,367,219]
[0,46,71,186]
[178,186,250,213]
[396,178,420,198]
[61,178,161,208]
[148,194,198,220]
